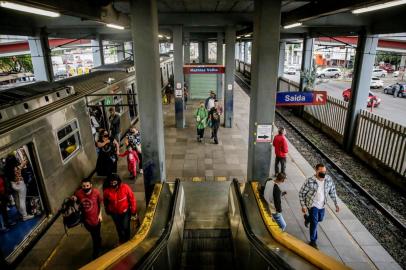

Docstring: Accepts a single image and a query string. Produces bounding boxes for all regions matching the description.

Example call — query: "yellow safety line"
[40,234,67,270]
[251,182,351,270]
[80,184,163,270]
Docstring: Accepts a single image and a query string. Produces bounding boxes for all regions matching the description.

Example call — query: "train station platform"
[17,84,400,270]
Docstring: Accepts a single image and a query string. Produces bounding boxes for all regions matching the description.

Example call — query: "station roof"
[0,1,405,41]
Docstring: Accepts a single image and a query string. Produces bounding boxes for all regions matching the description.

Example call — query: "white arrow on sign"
[315,93,324,102]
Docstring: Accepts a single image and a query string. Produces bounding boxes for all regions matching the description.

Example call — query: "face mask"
[82,188,91,193]
[318,172,326,178]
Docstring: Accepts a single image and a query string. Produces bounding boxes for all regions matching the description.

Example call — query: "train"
[0,57,173,265]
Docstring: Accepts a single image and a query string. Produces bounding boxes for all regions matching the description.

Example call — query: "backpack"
[212,110,220,121]
[61,197,82,231]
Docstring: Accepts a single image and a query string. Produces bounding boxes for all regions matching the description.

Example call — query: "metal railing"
[355,110,406,177]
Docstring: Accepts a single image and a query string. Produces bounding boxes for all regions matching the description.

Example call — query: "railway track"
[235,73,406,267]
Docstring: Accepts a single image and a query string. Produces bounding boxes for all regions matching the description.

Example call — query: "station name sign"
[183,65,225,74]
[276,91,327,106]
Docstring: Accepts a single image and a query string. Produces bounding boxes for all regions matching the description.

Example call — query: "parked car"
[342,88,381,107]
[393,70,399,77]
[370,77,384,88]
[316,67,341,78]
[372,68,387,78]
[383,83,406,97]
[380,65,394,73]
[284,66,296,75]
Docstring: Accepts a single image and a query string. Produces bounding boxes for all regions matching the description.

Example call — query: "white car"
[372,68,387,78]
[393,71,399,77]
[284,66,296,75]
[370,77,383,88]
[316,68,341,78]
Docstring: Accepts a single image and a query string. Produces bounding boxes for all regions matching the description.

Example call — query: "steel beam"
[91,36,104,67]
[130,0,166,183]
[277,41,286,91]
[247,0,281,185]
[343,34,378,152]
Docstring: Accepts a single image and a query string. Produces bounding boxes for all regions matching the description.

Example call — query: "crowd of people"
[195,91,223,144]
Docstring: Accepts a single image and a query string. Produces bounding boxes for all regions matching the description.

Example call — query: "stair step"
[183,229,231,239]
[181,251,233,267]
[182,237,232,252]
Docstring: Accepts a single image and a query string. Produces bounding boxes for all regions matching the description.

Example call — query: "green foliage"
[376,52,401,66]
[300,65,318,91]
[0,55,33,73]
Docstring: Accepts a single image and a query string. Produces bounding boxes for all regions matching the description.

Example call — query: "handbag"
[208,119,212,128]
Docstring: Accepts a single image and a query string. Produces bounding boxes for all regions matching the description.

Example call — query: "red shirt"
[0,176,6,195]
[103,183,137,215]
[273,134,288,158]
[75,188,102,226]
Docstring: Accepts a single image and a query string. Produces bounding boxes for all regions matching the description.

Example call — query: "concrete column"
[244,42,249,63]
[299,37,314,92]
[184,32,190,88]
[28,29,53,82]
[224,26,236,128]
[247,0,281,185]
[117,43,125,62]
[173,25,185,128]
[91,37,104,67]
[217,32,224,100]
[198,41,204,63]
[278,41,286,78]
[343,34,378,152]
[130,0,166,182]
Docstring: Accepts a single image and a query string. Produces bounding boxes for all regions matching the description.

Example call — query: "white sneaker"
[22,215,34,221]
[139,169,143,174]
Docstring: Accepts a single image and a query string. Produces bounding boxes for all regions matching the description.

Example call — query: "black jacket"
[273,184,282,213]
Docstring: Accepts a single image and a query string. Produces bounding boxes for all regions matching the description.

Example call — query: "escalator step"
[181,251,234,267]
[183,229,231,239]
[182,237,232,252]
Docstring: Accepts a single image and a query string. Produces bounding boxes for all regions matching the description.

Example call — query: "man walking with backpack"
[208,100,221,144]
[74,178,102,259]
[273,127,288,175]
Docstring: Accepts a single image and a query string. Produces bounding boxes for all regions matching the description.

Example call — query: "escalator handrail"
[134,179,181,270]
[80,183,164,270]
[231,180,295,270]
[250,181,351,270]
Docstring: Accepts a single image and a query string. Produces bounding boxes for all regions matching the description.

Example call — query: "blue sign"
[276,91,327,106]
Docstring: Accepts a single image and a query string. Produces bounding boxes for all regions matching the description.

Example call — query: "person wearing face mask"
[74,178,102,259]
[96,129,119,179]
[299,163,339,249]
[195,101,208,142]
[103,174,137,244]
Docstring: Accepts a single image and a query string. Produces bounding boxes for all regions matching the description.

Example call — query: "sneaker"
[309,241,318,249]
[22,215,34,221]
[304,214,310,228]
[139,169,143,174]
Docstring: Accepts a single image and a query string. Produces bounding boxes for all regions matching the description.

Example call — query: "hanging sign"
[183,65,225,74]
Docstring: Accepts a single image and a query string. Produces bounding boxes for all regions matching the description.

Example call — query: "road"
[282,73,406,126]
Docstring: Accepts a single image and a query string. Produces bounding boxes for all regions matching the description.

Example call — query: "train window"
[56,92,60,98]
[113,92,124,115]
[57,120,81,162]
[0,112,2,120]
[44,96,49,102]
[23,103,29,110]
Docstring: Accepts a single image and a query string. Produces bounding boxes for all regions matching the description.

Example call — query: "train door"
[0,143,47,263]
[127,83,138,122]
[160,67,163,88]
[88,101,108,141]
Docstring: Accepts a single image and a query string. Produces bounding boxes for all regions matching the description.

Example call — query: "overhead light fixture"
[106,23,125,30]
[283,22,303,29]
[352,0,406,14]
[166,36,171,40]
[237,36,241,39]
[158,34,163,38]
[0,1,60,17]
[244,34,251,38]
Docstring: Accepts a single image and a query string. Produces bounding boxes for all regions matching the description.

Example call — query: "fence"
[355,110,406,177]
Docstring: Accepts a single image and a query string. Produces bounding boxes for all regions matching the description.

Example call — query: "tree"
[300,65,318,91]
[0,55,33,73]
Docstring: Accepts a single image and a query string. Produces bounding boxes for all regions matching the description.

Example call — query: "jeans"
[11,181,28,217]
[308,207,325,242]
[84,222,102,258]
[211,125,219,144]
[272,212,286,231]
[275,156,286,174]
[111,210,131,244]
[197,128,205,139]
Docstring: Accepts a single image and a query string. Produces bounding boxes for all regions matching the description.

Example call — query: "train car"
[0,59,172,265]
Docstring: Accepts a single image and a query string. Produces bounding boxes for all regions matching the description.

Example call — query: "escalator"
[81,180,345,270]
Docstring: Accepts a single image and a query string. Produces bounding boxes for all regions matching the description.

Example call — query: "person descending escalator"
[104,174,137,244]
[264,173,287,231]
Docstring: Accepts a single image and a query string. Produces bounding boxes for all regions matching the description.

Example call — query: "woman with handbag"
[96,129,119,182]
[195,102,208,143]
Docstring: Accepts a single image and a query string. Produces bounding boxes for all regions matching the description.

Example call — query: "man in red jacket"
[273,127,288,175]
[103,174,137,244]
[74,178,102,259]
